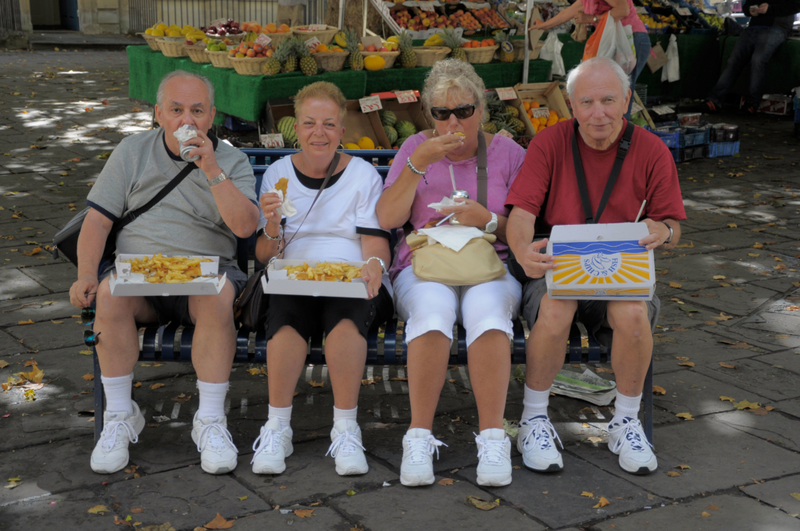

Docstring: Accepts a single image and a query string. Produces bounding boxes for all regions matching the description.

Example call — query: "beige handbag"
[405,131,506,287]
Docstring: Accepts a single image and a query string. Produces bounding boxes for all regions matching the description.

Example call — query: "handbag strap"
[476,130,487,208]
[115,161,197,232]
[275,151,341,257]
[572,119,634,224]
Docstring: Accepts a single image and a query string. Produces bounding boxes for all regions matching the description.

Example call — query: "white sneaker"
[475,428,512,486]
[90,401,145,474]
[517,415,564,473]
[607,417,657,475]
[251,417,293,474]
[191,413,238,475]
[400,428,447,487]
[326,419,368,476]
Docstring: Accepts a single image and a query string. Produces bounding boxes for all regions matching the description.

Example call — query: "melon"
[395,120,416,138]
[379,110,397,127]
[277,116,297,145]
[383,125,398,146]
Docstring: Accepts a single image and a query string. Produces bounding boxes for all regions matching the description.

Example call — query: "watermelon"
[395,120,416,138]
[379,110,397,127]
[384,125,398,146]
[277,116,297,145]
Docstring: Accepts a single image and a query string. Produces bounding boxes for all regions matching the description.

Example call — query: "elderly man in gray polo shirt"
[69,71,259,476]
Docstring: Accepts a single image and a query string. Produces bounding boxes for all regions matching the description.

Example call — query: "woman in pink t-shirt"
[377,59,525,489]
[530,0,651,118]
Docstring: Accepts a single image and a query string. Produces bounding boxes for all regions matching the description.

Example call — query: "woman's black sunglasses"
[430,104,476,121]
[81,307,101,347]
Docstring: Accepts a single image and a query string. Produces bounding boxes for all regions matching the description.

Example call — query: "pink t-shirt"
[582,0,647,34]
[383,132,526,281]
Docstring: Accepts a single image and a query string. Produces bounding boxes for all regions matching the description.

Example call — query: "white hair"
[156,70,215,108]
[421,59,486,116]
[565,57,630,99]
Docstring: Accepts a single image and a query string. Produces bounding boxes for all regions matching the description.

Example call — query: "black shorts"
[264,285,394,341]
[521,277,660,335]
[99,263,248,327]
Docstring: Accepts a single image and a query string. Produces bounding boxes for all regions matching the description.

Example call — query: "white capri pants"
[393,265,522,348]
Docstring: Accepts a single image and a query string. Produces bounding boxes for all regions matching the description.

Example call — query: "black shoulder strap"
[476,131,487,208]
[115,161,197,232]
[572,120,634,224]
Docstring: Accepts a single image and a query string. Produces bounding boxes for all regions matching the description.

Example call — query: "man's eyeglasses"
[430,104,476,121]
[81,307,101,347]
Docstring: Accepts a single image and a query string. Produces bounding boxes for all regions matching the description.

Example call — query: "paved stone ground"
[0,50,799,530]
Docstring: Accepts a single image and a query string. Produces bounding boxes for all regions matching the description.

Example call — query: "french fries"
[275,177,288,197]
[284,262,362,282]
[121,254,213,283]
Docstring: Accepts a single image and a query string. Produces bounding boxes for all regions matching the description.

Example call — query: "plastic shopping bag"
[614,22,636,75]
[582,13,635,74]
[582,12,610,61]
[661,34,680,82]
[540,31,565,79]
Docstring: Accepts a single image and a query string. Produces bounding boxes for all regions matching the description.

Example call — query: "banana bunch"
[424,33,445,46]
[245,32,258,42]
[699,13,724,29]
[334,31,347,47]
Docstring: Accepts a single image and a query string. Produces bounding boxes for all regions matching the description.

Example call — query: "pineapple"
[344,27,363,71]
[398,30,417,69]
[504,105,519,119]
[279,37,300,73]
[492,119,518,139]
[298,41,318,76]
[508,117,526,135]
[494,32,515,63]
[485,92,506,121]
[443,28,466,62]
[263,45,282,76]
[482,121,498,134]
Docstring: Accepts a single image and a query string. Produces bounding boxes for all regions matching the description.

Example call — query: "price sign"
[631,101,643,114]
[418,1,436,11]
[304,37,322,51]
[307,24,328,31]
[359,95,383,113]
[496,87,516,101]
[395,90,418,103]
[531,107,550,119]
[496,129,515,139]
[676,7,691,16]
[260,133,285,148]
[255,34,272,47]
[651,105,675,115]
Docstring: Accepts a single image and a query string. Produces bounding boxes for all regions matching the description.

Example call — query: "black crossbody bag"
[508,120,635,283]
[234,152,341,332]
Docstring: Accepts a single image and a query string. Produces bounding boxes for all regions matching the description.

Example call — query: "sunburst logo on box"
[552,240,650,286]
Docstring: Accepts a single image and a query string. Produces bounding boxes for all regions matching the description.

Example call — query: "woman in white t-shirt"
[250,82,393,477]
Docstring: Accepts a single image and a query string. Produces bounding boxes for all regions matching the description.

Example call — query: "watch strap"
[209,171,228,187]
[662,221,673,244]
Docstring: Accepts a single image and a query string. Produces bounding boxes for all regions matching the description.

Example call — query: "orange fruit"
[266,22,277,33]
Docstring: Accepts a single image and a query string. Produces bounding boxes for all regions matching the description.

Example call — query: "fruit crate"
[648,127,681,148]
[707,141,740,158]
[670,144,707,163]
[678,126,710,148]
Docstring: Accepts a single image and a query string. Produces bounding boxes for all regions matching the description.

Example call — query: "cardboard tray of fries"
[109,254,226,297]
[545,224,655,301]
[262,259,368,299]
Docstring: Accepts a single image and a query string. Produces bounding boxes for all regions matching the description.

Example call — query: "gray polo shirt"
[87,128,256,265]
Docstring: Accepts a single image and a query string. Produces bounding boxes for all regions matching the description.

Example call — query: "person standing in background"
[277,0,308,27]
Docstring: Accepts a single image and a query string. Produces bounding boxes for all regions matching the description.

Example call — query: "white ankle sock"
[612,391,641,424]
[269,405,292,430]
[102,373,134,415]
[522,385,550,421]
[333,406,358,423]
[196,380,228,419]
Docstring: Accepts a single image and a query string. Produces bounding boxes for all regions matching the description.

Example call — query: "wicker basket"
[412,46,451,67]
[230,56,271,76]
[185,43,211,63]
[463,44,498,64]
[206,32,246,44]
[156,37,188,57]
[205,49,235,68]
[291,25,339,46]
[311,51,349,72]
[259,31,292,48]
[138,33,161,51]
[359,50,400,69]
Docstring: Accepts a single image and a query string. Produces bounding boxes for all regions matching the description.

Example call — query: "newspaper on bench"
[551,368,617,406]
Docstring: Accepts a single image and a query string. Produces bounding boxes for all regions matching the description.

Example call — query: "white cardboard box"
[545,223,655,301]
[262,259,368,299]
[109,254,226,297]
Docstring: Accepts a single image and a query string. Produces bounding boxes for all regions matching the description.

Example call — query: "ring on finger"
[450,216,460,225]
[201,139,205,146]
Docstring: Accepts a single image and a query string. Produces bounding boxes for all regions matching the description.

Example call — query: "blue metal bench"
[93,148,654,445]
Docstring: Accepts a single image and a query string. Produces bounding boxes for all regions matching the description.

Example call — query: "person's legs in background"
[626,32,652,120]
[745,27,787,111]
[706,27,758,110]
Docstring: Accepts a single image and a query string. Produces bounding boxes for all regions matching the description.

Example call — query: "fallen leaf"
[668,282,682,289]
[466,495,498,511]
[666,471,681,477]
[308,380,325,388]
[581,491,594,497]
[149,383,164,390]
[203,513,234,529]
[133,382,142,388]
[676,241,694,248]
[675,356,690,361]
[114,515,133,527]
[719,362,738,369]
[83,374,94,381]
[0,361,8,369]
[652,385,666,395]
[17,364,44,383]
[130,508,144,514]
[438,478,454,486]
[593,497,610,508]
[17,319,34,325]
[701,511,711,518]
[720,396,735,402]
[22,247,41,256]
[587,436,603,444]
[676,412,695,421]
[712,275,727,280]
[84,107,93,112]
[748,253,760,257]
[246,367,266,376]
[237,496,247,501]
[678,362,695,368]
[172,393,191,403]
[735,400,761,410]
[727,223,737,228]
[716,312,734,321]
[294,509,314,518]
[88,505,110,515]
[791,493,800,502]
[676,464,691,470]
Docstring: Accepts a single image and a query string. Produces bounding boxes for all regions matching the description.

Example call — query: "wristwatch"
[484,212,498,233]
[662,222,674,244]
[366,256,387,275]
[208,171,228,187]
[263,224,284,241]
